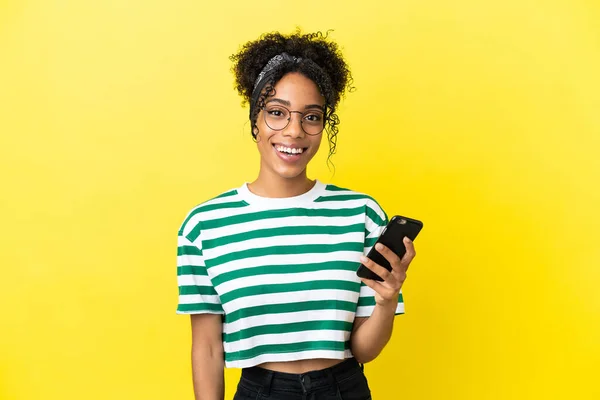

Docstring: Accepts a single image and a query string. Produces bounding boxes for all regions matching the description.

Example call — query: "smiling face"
[254,72,325,181]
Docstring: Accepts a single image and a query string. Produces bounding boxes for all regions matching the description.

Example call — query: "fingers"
[359,277,388,296]
[400,237,416,269]
[374,242,401,268]
[375,237,417,273]
[359,276,380,291]
[360,277,398,304]
[360,255,393,282]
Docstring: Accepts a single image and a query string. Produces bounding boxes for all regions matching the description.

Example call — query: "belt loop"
[262,370,273,396]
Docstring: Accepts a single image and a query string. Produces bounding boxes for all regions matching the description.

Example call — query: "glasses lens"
[264,107,290,131]
[302,111,325,135]
[263,106,325,135]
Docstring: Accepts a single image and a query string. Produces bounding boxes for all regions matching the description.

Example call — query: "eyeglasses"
[262,105,325,136]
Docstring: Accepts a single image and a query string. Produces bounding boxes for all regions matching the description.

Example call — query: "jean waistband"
[240,357,362,395]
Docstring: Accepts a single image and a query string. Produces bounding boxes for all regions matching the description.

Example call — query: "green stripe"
[178,195,243,234]
[220,280,360,304]
[195,206,367,236]
[225,300,356,323]
[205,242,363,267]
[185,201,250,241]
[211,261,359,287]
[357,296,375,307]
[357,292,403,307]
[177,245,202,256]
[364,236,378,248]
[179,285,218,296]
[315,194,371,202]
[177,265,208,276]
[203,223,364,250]
[224,320,353,343]
[324,185,350,192]
[177,303,223,313]
[225,340,348,362]
[215,189,238,199]
[366,205,387,227]
[195,200,248,213]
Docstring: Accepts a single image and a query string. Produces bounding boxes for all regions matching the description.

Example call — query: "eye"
[266,108,287,118]
[304,113,323,123]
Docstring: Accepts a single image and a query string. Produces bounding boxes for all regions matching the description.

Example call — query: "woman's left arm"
[350,237,416,363]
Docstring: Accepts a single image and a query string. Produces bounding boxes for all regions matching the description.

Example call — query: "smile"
[274,144,306,155]
[272,144,308,162]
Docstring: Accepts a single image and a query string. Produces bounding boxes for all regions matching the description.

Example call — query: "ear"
[252,127,260,142]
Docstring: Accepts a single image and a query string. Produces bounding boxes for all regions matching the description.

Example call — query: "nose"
[283,112,305,138]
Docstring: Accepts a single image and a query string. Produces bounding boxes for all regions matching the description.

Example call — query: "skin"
[190,72,417,399]
[248,72,325,198]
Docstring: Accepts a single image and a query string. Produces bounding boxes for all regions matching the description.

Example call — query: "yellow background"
[1,0,599,399]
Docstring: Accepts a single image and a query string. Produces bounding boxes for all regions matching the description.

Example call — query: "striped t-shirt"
[176,180,404,368]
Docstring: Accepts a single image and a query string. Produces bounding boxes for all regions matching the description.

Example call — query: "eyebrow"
[266,98,324,111]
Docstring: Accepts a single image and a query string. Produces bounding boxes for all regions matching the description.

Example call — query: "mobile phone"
[356,215,423,282]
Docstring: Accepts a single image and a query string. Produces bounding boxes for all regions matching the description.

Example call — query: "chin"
[273,166,307,180]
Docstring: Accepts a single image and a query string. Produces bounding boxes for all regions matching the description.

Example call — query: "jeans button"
[302,375,311,389]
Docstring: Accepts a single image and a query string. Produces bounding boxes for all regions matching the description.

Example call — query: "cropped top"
[176,180,404,368]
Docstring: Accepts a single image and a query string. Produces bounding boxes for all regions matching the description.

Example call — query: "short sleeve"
[355,198,405,317]
[176,226,224,315]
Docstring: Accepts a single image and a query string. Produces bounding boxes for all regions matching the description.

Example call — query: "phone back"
[357,216,423,281]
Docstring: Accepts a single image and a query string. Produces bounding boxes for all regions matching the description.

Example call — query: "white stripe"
[225,350,352,369]
[176,309,224,315]
[359,284,376,298]
[355,301,404,317]
[199,192,241,207]
[177,274,212,287]
[223,309,355,334]
[223,288,359,312]
[177,235,195,246]
[355,306,374,317]
[178,294,221,305]
[209,251,361,277]
[177,255,205,267]
[204,232,364,260]
[319,190,358,197]
[310,199,376,209]
[217,269,360,295]
[188,199,370,232]
[225,329,349,353]
[201,215,364,241]
[358,286,402,298]
[365,218,384,237]
[180,195,244,237]
[365,198,386,221]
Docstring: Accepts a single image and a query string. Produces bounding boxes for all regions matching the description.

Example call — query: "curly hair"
[230,29,354,165]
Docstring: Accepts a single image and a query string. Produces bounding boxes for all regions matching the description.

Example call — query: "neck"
[249,167,315,198]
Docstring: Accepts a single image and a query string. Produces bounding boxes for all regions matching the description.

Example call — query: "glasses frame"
[261,104,326,136]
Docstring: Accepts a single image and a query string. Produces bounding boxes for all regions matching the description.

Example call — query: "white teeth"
[276,145,304,155]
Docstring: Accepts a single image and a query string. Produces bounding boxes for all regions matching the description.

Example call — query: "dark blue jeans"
[233,358,372,400]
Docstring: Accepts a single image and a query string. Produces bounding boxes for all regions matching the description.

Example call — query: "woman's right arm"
[190,314,225,400]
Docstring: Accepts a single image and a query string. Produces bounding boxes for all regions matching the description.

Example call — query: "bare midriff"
[256,358,346,374]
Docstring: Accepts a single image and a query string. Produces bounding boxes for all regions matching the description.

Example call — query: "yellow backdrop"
[1,1,599,399]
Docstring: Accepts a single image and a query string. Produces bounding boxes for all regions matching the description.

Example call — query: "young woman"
[176,31,417,400]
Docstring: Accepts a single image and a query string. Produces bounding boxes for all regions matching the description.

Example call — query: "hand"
[359,237,416,309]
